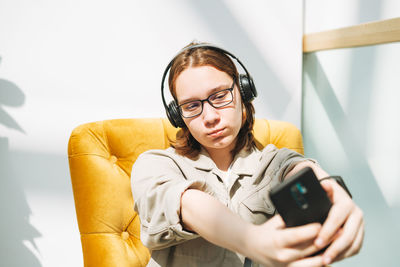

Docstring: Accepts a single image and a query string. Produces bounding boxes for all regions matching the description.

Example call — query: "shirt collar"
[182,147,215,171]
[184,146,261,176]
[229,147,261,176]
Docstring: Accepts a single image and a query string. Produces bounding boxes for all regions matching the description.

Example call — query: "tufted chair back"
[68,118,304,267]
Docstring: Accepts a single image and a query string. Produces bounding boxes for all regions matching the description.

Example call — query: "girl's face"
[175,65,243,156]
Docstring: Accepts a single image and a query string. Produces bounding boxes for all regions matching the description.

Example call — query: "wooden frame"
[303,17,400,53]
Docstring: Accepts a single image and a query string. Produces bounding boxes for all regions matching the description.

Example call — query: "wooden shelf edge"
[303,17,400,53]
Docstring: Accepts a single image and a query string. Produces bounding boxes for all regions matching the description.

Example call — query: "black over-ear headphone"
[161,44,258,128]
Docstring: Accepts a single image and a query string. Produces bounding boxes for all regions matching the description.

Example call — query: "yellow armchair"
[68,118,304,267]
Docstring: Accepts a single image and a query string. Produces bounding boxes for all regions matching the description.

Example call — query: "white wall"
[0,0,303,266]
[303,1,400,266]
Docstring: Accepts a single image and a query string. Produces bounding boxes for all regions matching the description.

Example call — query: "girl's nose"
[202,101,220,125]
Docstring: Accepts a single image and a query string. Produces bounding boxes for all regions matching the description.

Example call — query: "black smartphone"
[269,167,332,227]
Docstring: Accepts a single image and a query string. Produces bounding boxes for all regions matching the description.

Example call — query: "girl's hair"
[168,42,256,158]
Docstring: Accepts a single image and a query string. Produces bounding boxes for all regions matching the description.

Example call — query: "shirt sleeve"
[271,146,319,181]
[131,150,207,250]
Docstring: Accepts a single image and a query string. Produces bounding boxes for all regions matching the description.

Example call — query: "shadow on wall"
[303,53,399,266]
[346,0,382,159]
[187,0,291,118]
[0,57,25,133]
[0,56,42,267]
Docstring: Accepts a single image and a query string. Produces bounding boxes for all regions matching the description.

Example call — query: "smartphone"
[269,167,332,227]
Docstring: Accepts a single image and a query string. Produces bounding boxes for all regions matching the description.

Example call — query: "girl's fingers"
[316,181,352,248]
[286,240,322,261]
[268,241,320,263]
[332,220,365,263]
[346,220,364,257]
[280,223,321,247]
[321,206,363,264]
[288,255,324,267]
[268,214,286,229]
[266,217,322,262]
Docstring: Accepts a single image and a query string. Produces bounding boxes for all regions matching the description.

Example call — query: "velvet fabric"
[68,118,304,267]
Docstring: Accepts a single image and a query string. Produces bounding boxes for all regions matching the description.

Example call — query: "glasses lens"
[209,89,233,107]
[180,100,202,117]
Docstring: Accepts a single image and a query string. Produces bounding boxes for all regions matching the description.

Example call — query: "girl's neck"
[205,147,233,172]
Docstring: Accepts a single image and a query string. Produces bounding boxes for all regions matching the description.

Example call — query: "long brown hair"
[168,42,256,158]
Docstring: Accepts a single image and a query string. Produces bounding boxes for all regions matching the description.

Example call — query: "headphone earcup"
[238,74,258,103]
[167,101,185,128]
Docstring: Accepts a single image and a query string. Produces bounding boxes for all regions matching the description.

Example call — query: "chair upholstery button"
[109,155,117,163]
[121,231,130,240]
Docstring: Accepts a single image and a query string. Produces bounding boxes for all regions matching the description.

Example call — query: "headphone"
[161,44,258,128]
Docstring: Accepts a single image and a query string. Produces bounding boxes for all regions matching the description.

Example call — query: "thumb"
[269,214,286,229]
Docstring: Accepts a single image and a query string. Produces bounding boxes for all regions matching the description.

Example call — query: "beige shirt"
[131,144,314,267]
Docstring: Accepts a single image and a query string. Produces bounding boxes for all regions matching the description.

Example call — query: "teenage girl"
[131,42,364,267]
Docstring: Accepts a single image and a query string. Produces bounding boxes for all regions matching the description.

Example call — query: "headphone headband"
[161,43,257,128]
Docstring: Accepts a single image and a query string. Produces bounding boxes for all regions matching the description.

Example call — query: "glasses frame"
[178,79,236,118]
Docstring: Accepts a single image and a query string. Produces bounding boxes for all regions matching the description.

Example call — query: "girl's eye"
[183,102,200,111]
[211,90,229,101]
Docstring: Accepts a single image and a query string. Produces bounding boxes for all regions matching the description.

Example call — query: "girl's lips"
[208,128,225,138]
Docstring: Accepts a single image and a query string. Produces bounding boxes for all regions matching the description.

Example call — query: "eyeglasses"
[178,79,235,118]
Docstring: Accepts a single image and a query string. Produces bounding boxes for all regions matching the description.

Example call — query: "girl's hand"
[315,180,364,265]
[285,162,365,265]
[245,215,326,267]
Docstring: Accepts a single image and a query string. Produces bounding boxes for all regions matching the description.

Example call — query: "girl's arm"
[181,161,364,266]
[181,189,325,266]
